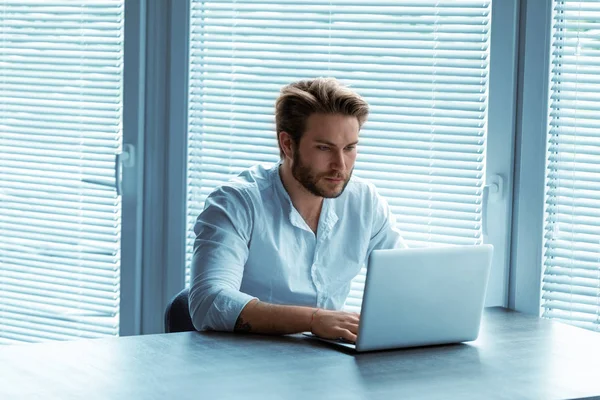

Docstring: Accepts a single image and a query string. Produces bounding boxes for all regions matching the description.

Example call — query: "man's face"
[291,113,360,198]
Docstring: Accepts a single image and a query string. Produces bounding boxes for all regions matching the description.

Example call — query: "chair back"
[164,288,196,333]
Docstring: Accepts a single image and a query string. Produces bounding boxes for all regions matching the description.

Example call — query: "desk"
[0,308,599,399]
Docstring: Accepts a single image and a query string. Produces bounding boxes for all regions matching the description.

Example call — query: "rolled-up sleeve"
[189,185,258,332]
[365,186,408,264]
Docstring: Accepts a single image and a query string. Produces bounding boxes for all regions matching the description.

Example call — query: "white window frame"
[120,0,146,337]
[120,0,191,335]
[509,0,553,314]
[485,0,520,306]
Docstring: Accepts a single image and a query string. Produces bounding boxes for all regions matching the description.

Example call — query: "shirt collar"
[271,162,339,238]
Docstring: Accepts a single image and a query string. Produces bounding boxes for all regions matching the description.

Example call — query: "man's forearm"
[234,299,317,335]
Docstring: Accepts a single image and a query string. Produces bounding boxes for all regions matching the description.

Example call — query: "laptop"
[304,244,494,352]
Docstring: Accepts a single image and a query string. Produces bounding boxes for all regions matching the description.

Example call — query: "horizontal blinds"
[186,0,490,310]
[543,0,600,332]
[0,1,123,345]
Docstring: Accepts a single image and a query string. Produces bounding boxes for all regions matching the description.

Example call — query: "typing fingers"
[342,313,360,324]
[343,321,359,334]
[335,328,357,343]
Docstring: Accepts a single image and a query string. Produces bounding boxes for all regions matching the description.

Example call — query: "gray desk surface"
[1,307,599,400]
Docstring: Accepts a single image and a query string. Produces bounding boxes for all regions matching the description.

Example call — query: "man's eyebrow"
[314,140,359,147]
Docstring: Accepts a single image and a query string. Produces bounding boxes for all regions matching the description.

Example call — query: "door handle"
[482,174,504,238]
[82,144,135,196]
[115,144,135,196]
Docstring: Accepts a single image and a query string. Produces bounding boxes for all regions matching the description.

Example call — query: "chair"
[164,288,196,333]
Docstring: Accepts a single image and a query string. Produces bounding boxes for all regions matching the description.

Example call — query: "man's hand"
[310,309,360,343]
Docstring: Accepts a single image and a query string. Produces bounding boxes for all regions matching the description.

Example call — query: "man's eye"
[317,146,330,151]
[345,146,356,151]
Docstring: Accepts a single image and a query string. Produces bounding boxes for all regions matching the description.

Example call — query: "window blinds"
[543,0,600,332]
[0,1,124,344]
[186,0,491,310]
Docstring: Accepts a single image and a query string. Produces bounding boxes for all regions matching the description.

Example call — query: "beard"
[291,149,353,198]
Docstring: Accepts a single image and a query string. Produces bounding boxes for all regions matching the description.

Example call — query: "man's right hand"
[310,309,360,343]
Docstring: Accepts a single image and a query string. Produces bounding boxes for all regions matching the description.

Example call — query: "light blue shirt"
[189,163,406,331]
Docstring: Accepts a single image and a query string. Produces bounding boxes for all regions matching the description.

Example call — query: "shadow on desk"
[352,343,482,386]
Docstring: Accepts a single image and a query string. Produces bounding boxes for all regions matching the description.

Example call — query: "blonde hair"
[275,77,369,158]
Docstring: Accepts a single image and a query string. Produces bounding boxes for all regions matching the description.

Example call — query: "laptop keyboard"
[336,337,356,345]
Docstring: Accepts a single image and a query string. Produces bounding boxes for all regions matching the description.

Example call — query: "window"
[186,0,492,310]
[542,0,600,332]
[0,1,124,343]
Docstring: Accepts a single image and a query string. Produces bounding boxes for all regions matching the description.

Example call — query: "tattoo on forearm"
[234,316,252,333]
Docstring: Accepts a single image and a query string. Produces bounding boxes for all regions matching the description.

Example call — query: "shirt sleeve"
[188,185,258,332]
[365,185,408,264]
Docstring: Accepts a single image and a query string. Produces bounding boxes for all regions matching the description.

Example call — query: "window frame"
[120,0,146,337]
[508,0,553,315]
[486,0,520,306]
[121,0,191,335]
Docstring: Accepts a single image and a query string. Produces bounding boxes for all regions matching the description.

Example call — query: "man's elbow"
[188,284,223,332]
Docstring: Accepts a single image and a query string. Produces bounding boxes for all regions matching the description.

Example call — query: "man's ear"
[279,131,295,160]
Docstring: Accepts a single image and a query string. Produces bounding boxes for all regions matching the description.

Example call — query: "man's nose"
[331,150,346,171]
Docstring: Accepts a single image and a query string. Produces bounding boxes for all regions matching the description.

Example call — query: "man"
[189,77,406,343]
